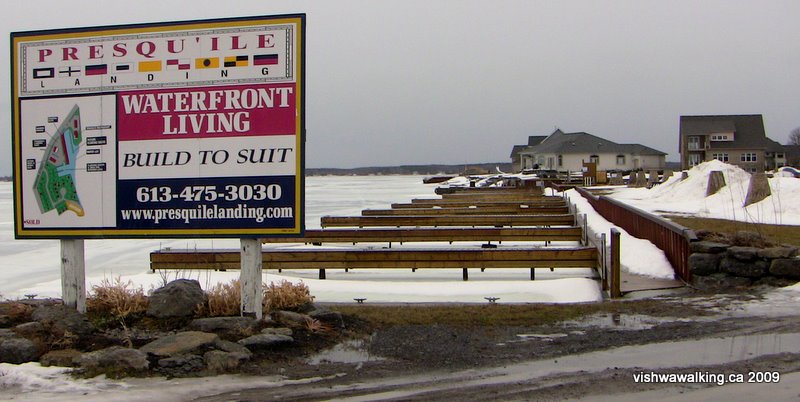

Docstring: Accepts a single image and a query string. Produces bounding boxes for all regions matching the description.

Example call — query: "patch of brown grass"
[197,279,242,317]
[264,280,314,312]
[86,277,148,322]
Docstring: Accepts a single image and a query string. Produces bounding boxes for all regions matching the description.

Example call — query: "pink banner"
[117,83,296,141]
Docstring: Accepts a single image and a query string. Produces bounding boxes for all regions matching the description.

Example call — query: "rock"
[213,339,252,358]
[272,310,310,327]
[0,315,12,328]
[0,329,16,338]
[309,309,345,329]
[156,354,205,376]
[689,241,730,254]
[769,259,800,279]
[261,327,293,337]
[13,321,47,340]
[0,336,39,364]
[78,347,149,378]
[188,317,259,337]
[147,279,206,318]
[731,231,770,248]
[30,304,95,338]
[139,331,219,357]
[40,349,82,367]
[238,333,293,349]
[720,257,768,278]
[758,247,798,260]
[726,246,761,261]
[692,273,752,291]
[689,253,721,276]
[204,350,250,373]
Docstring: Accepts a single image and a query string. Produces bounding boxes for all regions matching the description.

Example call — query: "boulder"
[30,304,95,338]
[13,321,47,340]
[689,253,721,276]
[309,309,345,329]
[39,348,82,367]
[0,336,39,364]
[139,331,219,357]
[271,310,310,327]
[77,346,149,378]
[731,231,770,248]
[147,279,206,318]
[156,354,205,376]
[689,241,730,254]
[238,333,293,349]
[769,259,800,279]
[726,246,761,261]
[213,339,252,358]
[758,247,798,260]
[204,350,250,373]
[720,257,768,278]
[188,317,259,337]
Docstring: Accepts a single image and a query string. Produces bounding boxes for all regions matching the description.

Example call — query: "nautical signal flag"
[138,60,162,72]
[223,55,249,68]
[59,66,81,77]
[195,57,220,69]
[33,67,55,79]
[253,54,279,65]
[166,59,191,70]
[114,63,133,73]
[85,64,108,76]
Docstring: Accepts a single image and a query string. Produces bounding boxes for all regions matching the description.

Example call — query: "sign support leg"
[60,239,86,313]
[240,238,263,319]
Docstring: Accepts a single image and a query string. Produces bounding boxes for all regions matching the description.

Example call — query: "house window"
[689,154,701,166]
[616,155,625,165]
[777,153,785,158]
[557,155,563,167]
[712,153,729,162]
[710,134,733,141]
[589,155,599,164]
[688,136,701,150]
[741,153,757,162]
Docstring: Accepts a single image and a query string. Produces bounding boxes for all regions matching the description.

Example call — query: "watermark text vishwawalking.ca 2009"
[633,371,780,386]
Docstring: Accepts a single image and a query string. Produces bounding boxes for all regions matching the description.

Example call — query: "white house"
[512,129,666,172]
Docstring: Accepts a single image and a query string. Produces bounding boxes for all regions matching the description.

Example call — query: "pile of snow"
[564,189,675,280]
[609,160,800,225]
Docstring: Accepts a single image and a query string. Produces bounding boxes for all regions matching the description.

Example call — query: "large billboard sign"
[11,15,305,238]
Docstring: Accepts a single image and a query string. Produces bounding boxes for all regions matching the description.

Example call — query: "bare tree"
[789,127,800,145]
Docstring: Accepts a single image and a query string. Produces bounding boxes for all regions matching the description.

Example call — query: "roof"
[527,136,547,146]
[521,129,667,156]
[680,115,770,149]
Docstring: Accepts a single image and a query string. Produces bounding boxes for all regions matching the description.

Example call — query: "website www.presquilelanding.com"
[119,204,293,224]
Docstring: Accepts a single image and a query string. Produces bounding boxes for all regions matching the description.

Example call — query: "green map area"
[33,105,84,217]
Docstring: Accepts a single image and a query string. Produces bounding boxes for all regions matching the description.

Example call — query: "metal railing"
[575,187,696,282]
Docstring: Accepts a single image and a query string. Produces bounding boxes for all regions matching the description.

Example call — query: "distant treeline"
[306,163,512,176]
[0,176,11,182]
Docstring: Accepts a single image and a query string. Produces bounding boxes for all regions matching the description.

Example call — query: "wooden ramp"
[620,271,684,293]
[362,205,569,215]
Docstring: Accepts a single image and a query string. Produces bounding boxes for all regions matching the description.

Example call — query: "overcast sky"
[2,0,799,177]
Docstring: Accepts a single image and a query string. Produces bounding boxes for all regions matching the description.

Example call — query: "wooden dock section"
[320,214,576,228]
[362,205,569,216]
[261,227,583,245]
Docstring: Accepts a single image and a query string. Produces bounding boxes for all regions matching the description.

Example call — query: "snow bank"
[565,189,675,279]
[609,160,800,225]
